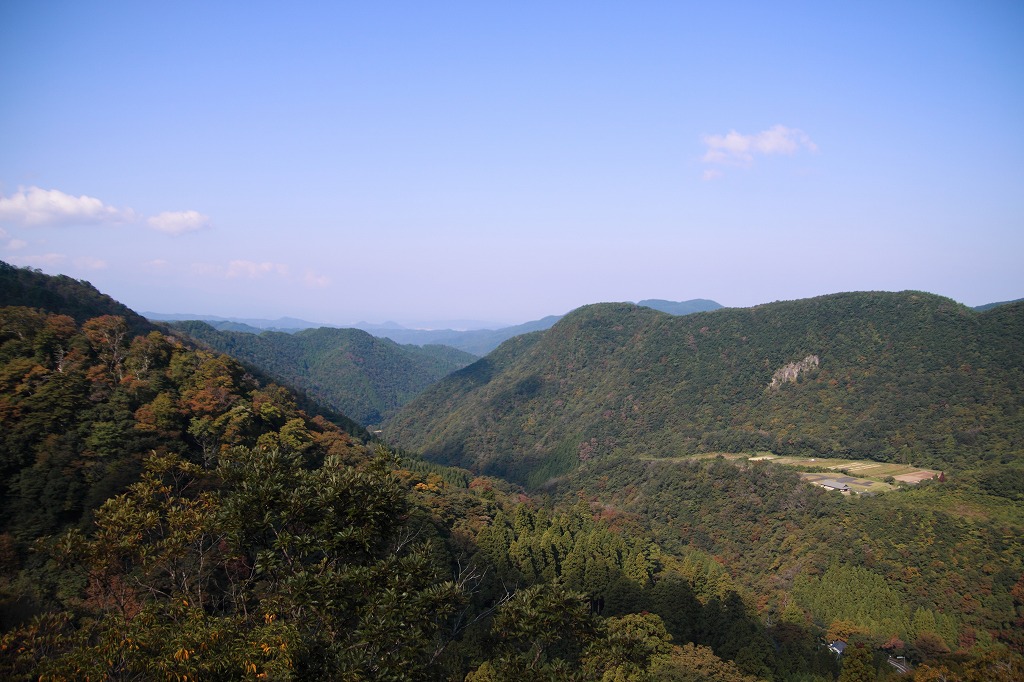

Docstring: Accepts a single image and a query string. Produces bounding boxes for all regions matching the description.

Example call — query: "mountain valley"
[1,262,1022,681]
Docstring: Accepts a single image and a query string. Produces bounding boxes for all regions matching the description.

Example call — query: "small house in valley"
[828,641,847,656]
[818,479,851,494]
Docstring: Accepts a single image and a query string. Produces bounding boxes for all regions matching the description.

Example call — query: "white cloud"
[226,260,289,279]
[9,252,67,268]
[702,169,724,182]
[304,269,330,288]
[0,186,135,227]
[0,186,208,236]
[74,256,108,270]
[7,252,107,270]
[701,125,818,170]
[190,262,221,277]
[147,210,210,235]
[0,227,27,250]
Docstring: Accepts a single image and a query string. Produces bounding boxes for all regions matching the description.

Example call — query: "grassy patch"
[641,452,940,494]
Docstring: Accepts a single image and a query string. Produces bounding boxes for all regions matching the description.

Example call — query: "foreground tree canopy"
[1,271,1023,680]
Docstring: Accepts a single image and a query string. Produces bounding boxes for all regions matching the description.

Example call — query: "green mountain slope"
[171,321,478,425]
[385,291,1024,481]
[1,260,156,336]
[2,271,852,680]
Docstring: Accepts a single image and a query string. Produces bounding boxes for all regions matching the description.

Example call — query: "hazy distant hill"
[973,298,1024,312]
[365,315,563,356]
[2,260,156,336]
[144,312,323,333]
[637,298,723,315]
[385,291,1024,484]
[146,300,723,355]
[366,300,722,355]
[171,321,478,425]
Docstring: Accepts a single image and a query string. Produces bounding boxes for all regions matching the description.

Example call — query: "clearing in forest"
[652,452,940,493]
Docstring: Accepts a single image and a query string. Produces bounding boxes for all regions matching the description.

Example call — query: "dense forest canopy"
[386,292,1024,479]
[0,260,155,337]
[169,320,477,425]
[1,266,1022,680]
[0,302,808,679]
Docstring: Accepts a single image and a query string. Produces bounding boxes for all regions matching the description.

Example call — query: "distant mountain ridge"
[973,298,1024,312]
[385,291,1024,484]
[143,312,329,333]
[637,299,723,315]
[146,298,724,356]
[170,321,477,425]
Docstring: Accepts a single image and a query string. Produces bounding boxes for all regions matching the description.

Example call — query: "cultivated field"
[660,452,940,494]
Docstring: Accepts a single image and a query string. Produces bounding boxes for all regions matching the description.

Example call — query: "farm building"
[817,479,851,494]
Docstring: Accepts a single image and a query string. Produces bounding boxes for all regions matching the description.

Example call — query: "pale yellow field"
[646,452,940,493]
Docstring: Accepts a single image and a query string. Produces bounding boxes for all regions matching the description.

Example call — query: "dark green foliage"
[171,320,477,425]
[976,467,1024,500]
[837,641,875,682]
[388,292,1024,477]
[0,260,156,337]
[4,268,1023,679]
[0,306,371,561]
[1,448,466,680]
[554,455,1023,658]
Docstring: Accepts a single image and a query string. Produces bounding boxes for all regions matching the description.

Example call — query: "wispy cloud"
[304,269,330,288]
[8,252,68,268]
[701,125,817,177]
[6,252,108,270]
[74,256,108,270]
[191,260,328,288]
[147,210,210,235]
[226,260,290,279]
[0,186,208,236]
[0,227,27,251]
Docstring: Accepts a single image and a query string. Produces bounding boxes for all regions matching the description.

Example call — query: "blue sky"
[1,1,1022,327]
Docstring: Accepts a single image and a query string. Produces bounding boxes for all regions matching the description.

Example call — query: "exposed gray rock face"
[769,354,820,390]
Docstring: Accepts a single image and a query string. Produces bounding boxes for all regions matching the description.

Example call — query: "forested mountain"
[1,261,155,337]
[383,290,1024,672]
[3,269,1023,680]
[0,278,851,680]
[170,321,477,425]
[146,298,722,356]
[365,300,722,355]
[386,291,1024,479]
[549,454,1024,663]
